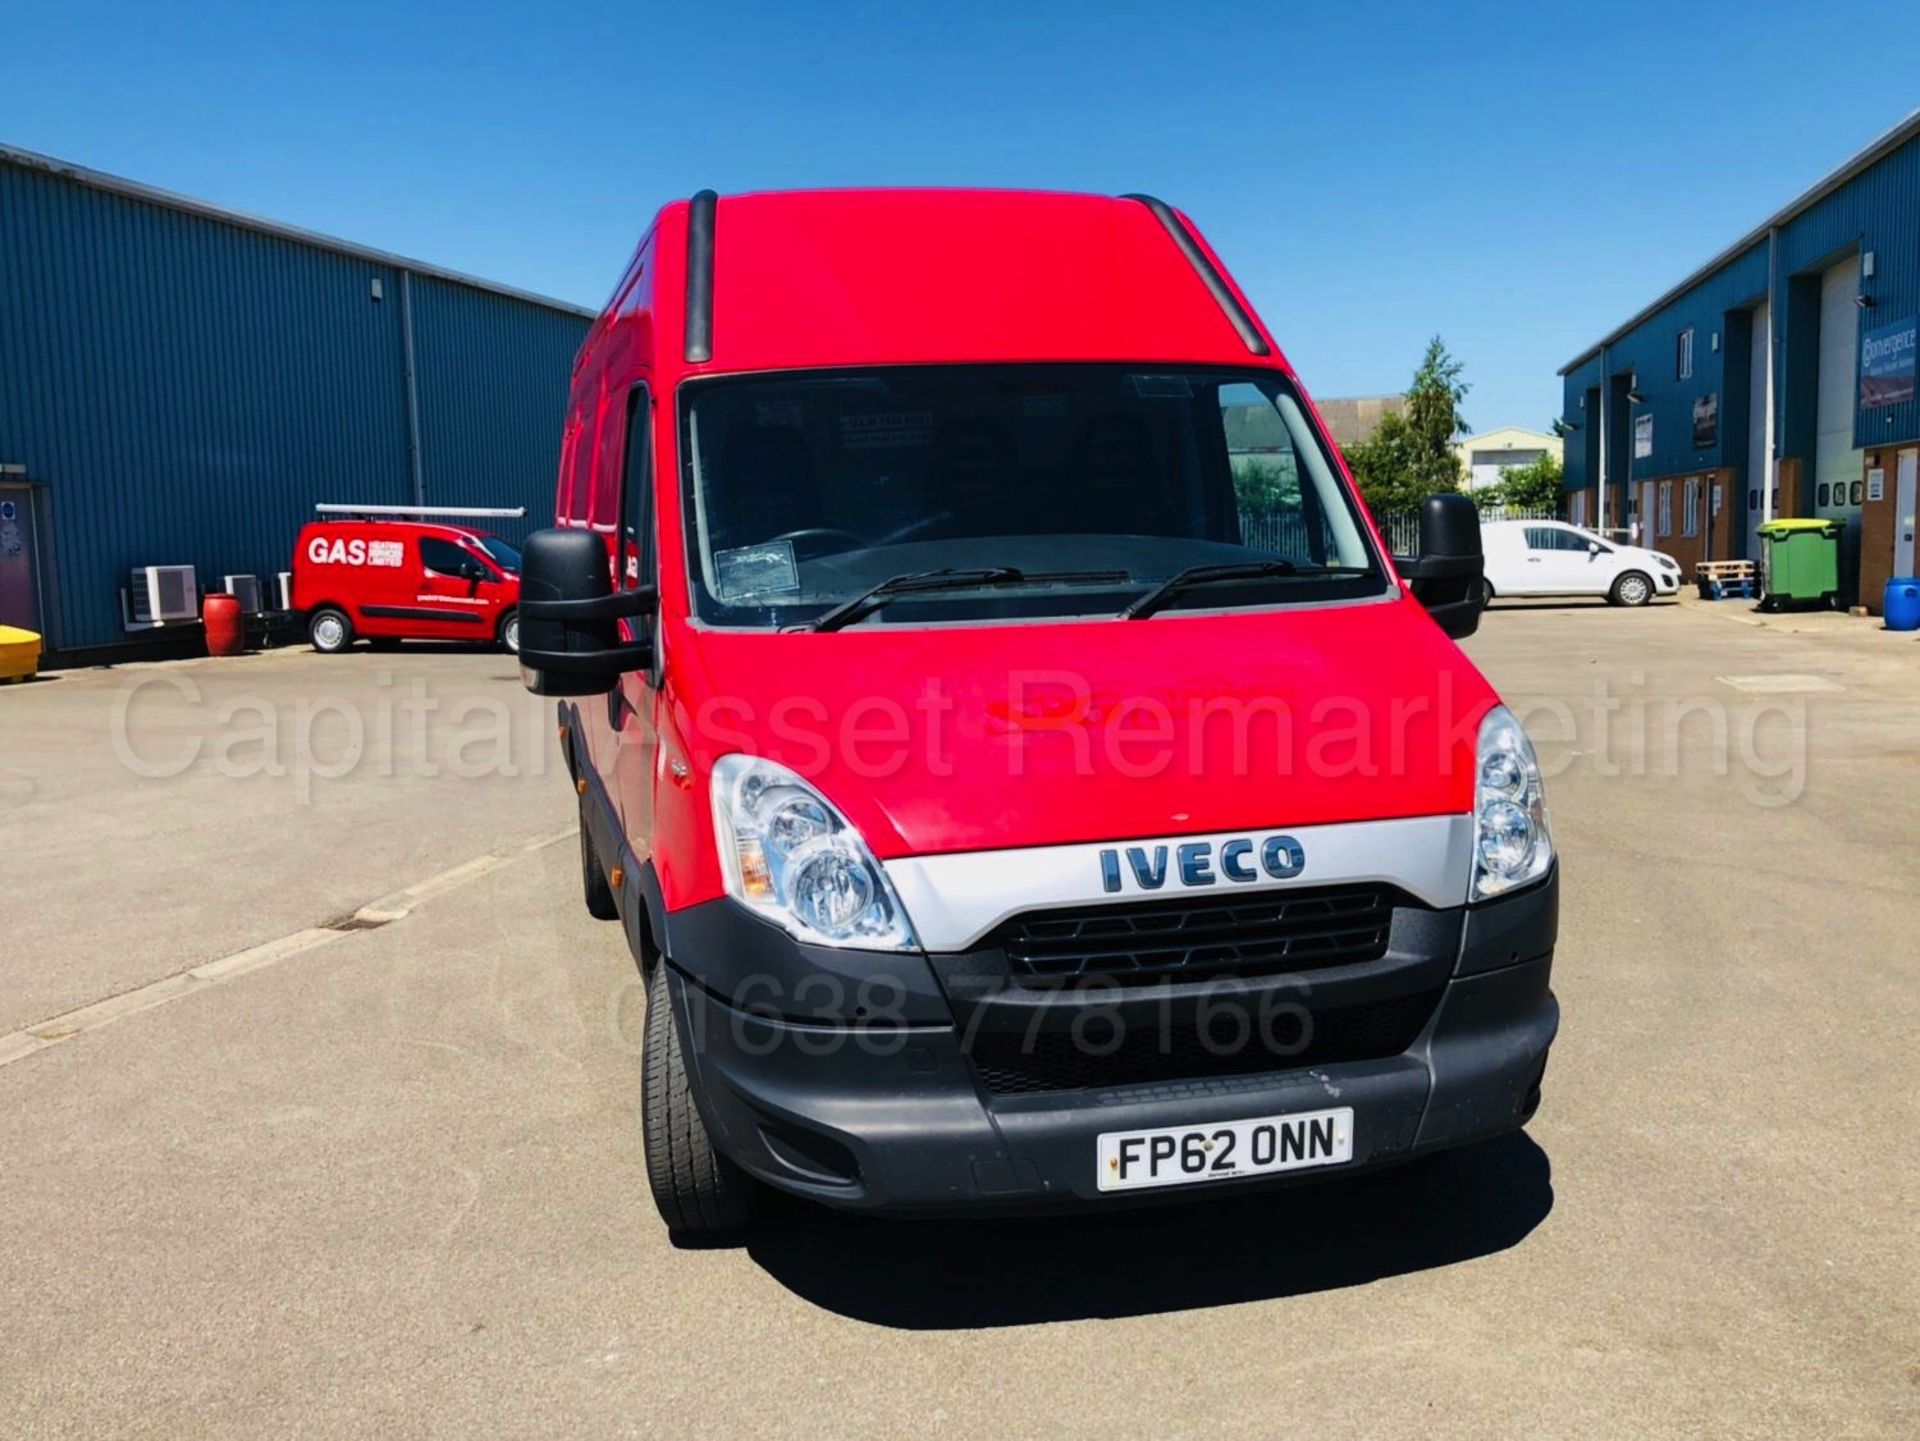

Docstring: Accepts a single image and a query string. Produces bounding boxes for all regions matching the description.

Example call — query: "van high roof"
[595,188,1288,377]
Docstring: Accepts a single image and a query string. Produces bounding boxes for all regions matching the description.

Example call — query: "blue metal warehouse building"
[1560,112,1920,609]
[0,145,594,656]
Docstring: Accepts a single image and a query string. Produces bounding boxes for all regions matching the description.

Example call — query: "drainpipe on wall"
[1597,344,1610,535]
[399,269,426,509]
[1763,226,1779,527]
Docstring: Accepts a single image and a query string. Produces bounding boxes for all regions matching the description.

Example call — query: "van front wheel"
[498,609,519,653]
[308,608,354,653]
[642,962,754,1240]
[1609,571,1654,607]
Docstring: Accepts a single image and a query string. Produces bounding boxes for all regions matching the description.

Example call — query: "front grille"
[966,986,1442,1096]
[997,883,1397,986]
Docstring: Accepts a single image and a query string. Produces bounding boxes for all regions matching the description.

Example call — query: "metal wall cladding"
[408,273,588,552]
[0,155,590,650]
[1561,127,1920,493]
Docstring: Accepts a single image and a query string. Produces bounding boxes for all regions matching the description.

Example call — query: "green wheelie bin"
[1756,517,1842,612]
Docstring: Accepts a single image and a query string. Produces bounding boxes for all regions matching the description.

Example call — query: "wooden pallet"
[1695,560,1756,581]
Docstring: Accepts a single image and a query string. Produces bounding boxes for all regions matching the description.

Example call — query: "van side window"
[621,384,655,588]
[420,537,479,577]
[1523,527,1557,551]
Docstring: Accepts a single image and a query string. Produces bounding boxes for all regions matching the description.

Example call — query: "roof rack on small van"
[314,504,528,520]
[1120,194,1270,358]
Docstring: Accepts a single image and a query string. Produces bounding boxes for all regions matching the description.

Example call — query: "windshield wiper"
[799,567,1128,633]
[1120,560,1370,619]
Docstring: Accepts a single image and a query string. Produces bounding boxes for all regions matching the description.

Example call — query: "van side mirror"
[1401,493,1486,641]
[517,528,657,697]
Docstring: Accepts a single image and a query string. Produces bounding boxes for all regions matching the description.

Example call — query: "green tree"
[1480,451,1564,511]
[1343,336,1470,516]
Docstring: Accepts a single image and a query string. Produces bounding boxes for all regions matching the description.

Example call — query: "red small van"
[516,190,1554,1238]
[292,506,523,653]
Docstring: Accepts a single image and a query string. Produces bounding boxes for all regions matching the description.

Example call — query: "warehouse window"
[1657,481,1673,537]
[1683,478,1700,537]
[1676,328,1694,381]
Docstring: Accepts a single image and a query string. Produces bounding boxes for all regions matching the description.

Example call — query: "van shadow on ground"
[744,1131,1552,1329]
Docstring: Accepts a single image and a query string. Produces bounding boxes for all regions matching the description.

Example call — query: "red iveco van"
[516,190,1555,1237]
[292,505,524,652]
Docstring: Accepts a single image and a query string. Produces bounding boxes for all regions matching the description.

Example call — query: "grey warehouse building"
[0,145,594,656]
[1560,112,1919,608]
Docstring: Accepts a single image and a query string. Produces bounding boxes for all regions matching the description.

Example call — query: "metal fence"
[1238,504,1563,560]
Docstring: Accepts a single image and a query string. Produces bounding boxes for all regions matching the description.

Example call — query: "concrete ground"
[2,609,1915,1439]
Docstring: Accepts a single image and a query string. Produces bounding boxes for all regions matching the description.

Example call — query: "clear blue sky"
[6,1,1918,433]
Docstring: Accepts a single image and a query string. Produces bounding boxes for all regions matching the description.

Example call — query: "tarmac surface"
[2,602,1916,1438]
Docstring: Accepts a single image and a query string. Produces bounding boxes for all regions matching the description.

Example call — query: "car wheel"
[1609,571,1654,607]
[499,610,520,654]
[580,793,619,921]
[642,961,754,1239]
[308,608,353,653]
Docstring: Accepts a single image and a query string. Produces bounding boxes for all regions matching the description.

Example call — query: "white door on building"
[1746,298,1772,561]
[1815,260,1863,529]
[1896,449,1918,581]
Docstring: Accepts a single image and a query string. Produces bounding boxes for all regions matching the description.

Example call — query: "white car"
[1480,520,1682,607]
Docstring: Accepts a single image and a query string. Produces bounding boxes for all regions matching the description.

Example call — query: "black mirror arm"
[520,585,658,624]
[518,639,656,676]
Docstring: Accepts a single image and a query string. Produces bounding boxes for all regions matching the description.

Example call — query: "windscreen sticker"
[714,540,799,600]
[838,411,933,451]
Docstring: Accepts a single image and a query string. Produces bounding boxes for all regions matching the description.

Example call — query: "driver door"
[607,382,661,867]
[416,535,496,639]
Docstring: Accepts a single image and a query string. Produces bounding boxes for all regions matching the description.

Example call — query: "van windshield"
[476,537,521,573]
[679,364,1387,628]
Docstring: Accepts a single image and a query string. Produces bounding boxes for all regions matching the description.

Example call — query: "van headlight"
[1471,706,1553,901]
[710,755,918,950]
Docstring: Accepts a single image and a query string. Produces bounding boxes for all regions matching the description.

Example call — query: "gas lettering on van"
[306,536,405,567]
[513,189,1557,1239]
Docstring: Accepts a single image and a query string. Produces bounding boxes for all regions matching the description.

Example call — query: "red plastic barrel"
[203,592,244,656]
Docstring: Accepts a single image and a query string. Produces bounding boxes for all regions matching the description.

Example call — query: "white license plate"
[1096,1107,1353,1192]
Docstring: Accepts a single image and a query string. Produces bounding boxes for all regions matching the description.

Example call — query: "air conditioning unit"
[222,574,264,615]
[127,565,199,625]
[275,571,294,611]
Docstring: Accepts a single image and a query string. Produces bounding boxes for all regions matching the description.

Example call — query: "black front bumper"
[660,871,1558,1214]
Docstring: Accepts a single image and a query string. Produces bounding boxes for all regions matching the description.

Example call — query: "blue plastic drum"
[1885,578,1920,632]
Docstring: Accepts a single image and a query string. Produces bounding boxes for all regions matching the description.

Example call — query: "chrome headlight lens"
[1471,705,1553,901]
[710,755,918,950]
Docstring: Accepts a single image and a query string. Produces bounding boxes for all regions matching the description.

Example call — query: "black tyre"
[498,609,520,654]
[308,608,354,653]
[1609,570,1654,607]
[580,794,619,921]
[642,961,754,1238]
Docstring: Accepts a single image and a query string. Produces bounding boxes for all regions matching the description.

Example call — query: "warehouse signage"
[1633,413,1653,460]
[1861,317,1916,408]
[1692,393,1718,450]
